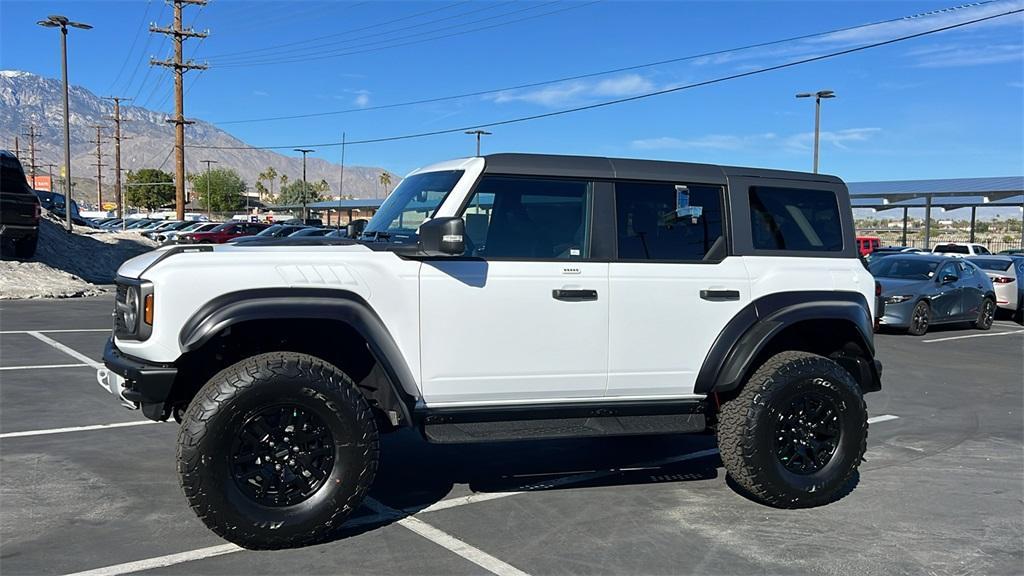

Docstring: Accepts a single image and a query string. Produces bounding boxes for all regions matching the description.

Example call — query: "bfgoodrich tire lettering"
[176,352,379,549]
[717,351,867,508]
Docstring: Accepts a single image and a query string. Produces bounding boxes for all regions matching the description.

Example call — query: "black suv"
[0,150,41,258]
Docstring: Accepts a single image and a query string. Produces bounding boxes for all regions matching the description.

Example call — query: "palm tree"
[379,171,392,197]
[263,166,278,200]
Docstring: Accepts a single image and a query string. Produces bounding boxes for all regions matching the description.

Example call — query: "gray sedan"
[870,254,997,335]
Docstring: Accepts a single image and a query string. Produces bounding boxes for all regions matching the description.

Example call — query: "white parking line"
[0,420,159,439]
[867,414,900,424]
[26,331,103,368]
[63,544,243,576]
[922,329,1024,343]
[0,363,91,371]
[1,328,109,334]
[398,515,531,576]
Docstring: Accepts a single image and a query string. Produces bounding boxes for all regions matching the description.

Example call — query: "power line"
[212,1,517,64]
[213,1,597,68]
[109,0,154,92]
[211,0,1001,126]
[124,1,168,96]
[188,6,1022,151]
[205,0,465,60]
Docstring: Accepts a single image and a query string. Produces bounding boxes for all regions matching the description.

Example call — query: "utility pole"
[151,0,208,221]
[294,148,314,222]
[90,125,108,208]
[200,159,217,219]
[21,125,39,180]
[104,96,130,218]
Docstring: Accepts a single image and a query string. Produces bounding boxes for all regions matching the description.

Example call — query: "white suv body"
[932,242,992,257]
[99,154,881,549]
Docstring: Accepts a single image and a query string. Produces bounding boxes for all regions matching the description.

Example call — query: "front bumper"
[878,299,914,328]
[97,338,177,420]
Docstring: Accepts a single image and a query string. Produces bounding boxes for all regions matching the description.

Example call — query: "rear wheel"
[177,352,379,549]
[907,301,930,336]
[975,298,995,330]
[717,351,867,508]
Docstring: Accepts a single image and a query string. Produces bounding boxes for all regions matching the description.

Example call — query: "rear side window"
[976,245,991,255]
[749,187,843,252]
[615,182,725,261]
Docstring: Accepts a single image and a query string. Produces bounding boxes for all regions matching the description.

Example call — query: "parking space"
[1,294,1021,575]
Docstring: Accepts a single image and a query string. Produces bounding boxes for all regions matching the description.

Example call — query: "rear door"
[957,260,986,318]
[606,180,748,397]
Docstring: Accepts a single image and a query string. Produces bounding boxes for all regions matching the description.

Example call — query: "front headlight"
[884,294,914,304]
[123,286,139,333]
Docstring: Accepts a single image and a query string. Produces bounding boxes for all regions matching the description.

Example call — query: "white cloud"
[351,89,370,107]
[489,73,656,107]
[1009,81,1024,88]
[907,43,1023,67]
[632,128,880,153]
[253,90,269,97]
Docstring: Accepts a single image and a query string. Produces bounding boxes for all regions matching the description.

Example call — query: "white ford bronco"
[98,154,881,549]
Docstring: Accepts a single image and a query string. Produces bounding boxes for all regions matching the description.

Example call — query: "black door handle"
[700,289,740,302]
[553,289,598,301]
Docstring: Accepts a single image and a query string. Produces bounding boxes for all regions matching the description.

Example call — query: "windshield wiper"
[360,231,391,242]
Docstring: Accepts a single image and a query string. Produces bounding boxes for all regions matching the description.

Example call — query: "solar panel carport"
[848,176,1024,249]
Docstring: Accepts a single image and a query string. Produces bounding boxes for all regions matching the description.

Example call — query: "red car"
[856,235,880,257]
[183,221,269,244]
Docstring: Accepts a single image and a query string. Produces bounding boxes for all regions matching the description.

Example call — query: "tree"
[378,171,392,197]
[188,168,248,213]
[277,177,327,206]
[257,166,278,203]
[125,168,175,211]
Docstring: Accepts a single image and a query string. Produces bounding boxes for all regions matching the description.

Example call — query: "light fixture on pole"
[38,14,92,233]
[200,159,218,219]
[465,130,492,157]
[294,148,315,222]
[795,90,835,174]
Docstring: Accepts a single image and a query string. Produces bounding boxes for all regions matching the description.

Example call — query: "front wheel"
[974,298,995,330]
[907,300,930,336]
[177,352,379,549]
[717,351,867,508]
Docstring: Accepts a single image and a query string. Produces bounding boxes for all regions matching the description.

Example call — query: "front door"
[606,180,750,397]
[419,175,609,405]
[932,261,963,320]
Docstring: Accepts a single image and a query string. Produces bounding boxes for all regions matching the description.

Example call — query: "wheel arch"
[172,288,419,428]
[696,291,881,397]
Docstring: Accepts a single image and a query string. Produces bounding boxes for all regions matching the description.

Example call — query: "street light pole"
[795,90,835,174]
[294,148,314,222]
[38,14,91,232]
[200,159,217,220]
[465,130,492,157]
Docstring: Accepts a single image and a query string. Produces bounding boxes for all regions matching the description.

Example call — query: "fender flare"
[695,291,877,394]
[178,288,420,419]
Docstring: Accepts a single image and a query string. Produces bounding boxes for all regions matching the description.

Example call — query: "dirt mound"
[0,216,157,299]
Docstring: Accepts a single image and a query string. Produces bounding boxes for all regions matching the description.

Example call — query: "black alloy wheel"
[773,391,842,475]
[230,405,336,507]
[909,301,930,336]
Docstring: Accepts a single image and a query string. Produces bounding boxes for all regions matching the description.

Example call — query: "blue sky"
[2,0,1022,179]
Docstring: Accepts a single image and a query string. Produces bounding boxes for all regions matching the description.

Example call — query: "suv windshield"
[869,257,940,280]
[362,170,463,242]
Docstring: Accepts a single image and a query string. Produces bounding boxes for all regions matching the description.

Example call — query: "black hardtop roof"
[482,153,844,186]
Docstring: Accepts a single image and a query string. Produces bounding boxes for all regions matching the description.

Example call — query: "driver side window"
[939,262,959,281]
[460,176,591,260]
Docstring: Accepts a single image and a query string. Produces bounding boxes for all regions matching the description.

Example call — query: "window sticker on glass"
[675,185,703,223]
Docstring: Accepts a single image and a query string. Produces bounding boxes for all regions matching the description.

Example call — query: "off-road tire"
[717,351,868,508]
[907,300,930,336]
[974,297,995,330]
[177,352,379,549]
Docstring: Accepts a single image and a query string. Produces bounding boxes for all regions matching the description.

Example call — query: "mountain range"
[0,70,398,203]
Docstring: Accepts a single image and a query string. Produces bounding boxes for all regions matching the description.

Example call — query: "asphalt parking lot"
[1,295,1022,576]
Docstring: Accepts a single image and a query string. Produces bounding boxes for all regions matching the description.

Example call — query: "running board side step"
[418,399,707,444]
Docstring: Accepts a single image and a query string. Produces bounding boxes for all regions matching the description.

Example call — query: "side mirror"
[941,274,958,284]
[418,217,465,256]
[347,219,367,239]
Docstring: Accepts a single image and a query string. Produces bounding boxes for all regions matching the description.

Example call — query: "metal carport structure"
[847,176,1024,249]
